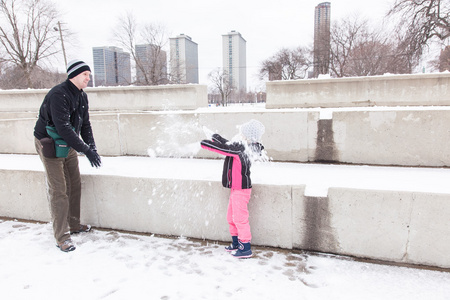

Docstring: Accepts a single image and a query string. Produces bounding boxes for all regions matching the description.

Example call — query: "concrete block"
[118,113,202,157]
[0,118,36,154]
[1,165,449,268]
[333,110,450,167]
[0,89,47,112]
[249,184,295,249]
[327,188,412,262]
[4,108,450,167]
[0,170,50,222]
[0,112,37,119]
[81,175,232,241]
[407,192,450,268]
[197,111,316,162]
[108,111,316,162]
[266,73,450,108]
[80,174,295,248]
[90,114,123,156]
[293,193,340,254]
[0,84,208,113]
[260,111,316,162]
[87,84,208,111]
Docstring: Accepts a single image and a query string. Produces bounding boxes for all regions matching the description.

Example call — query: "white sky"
[54,0,395,90]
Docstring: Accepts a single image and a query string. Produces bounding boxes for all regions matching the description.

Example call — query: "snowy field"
[0,219,449,300]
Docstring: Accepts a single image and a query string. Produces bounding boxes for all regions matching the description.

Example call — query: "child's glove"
[202,126,215,140]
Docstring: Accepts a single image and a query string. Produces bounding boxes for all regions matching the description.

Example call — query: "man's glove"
[85,148,101,168]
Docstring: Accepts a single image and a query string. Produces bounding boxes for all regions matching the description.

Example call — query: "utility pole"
[55,21,67,68]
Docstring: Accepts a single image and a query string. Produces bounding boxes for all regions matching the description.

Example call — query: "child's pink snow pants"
[227,188,252,242]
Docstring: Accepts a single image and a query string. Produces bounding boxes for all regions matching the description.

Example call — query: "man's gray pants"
[35,137,82,244]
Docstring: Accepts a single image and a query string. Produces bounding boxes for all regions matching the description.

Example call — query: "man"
[34,59,101,252]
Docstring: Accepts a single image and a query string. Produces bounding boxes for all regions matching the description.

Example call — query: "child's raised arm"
[200,134,242,157]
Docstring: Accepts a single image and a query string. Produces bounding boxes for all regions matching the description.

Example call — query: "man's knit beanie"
[67,59,91,79]
[239,119,265,143]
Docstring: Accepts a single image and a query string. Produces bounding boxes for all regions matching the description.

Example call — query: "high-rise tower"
[313,2,331,77]
[92,46,131,87]
[222,30,247,92]
[169,34,199,84]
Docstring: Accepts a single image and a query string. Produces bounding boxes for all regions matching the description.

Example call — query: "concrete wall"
[3,73,449,112]
[110,111,317,159]
[2,75,450,269]
[1,169,449,268]
[2,73,450,167]
[0,110,318,159]
[0,117,36,155]
[294,187,450,268]
[332,109,450,166]
[266,73,450,108]
[0,169,296,250]
[0,84,208,112]
[4,109,450,167]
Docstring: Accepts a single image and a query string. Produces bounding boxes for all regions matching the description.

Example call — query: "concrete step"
[1,154,449,269]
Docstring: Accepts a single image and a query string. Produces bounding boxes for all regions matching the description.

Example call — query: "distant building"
[222,30,247,92]
[92,46,131,87]
[313,2,331,77]
[169,34,199,84]
[135,44,167,85]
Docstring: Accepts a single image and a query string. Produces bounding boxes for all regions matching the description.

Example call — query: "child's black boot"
[232,241,252,258]
[225,236,239,252]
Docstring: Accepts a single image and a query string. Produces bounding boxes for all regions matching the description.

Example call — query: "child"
[200,119,266,258]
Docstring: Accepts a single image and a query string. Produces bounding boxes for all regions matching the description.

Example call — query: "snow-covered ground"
[0,219,449,300]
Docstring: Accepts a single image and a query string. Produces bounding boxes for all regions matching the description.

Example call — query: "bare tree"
[0,0,61,88]
[387,28,422,74]
[208,68,233,106]
[329,16,369,77]
[137,23,169,85]
[387,0,450,59]
[168,39,188,84]
[259,46,311,81]
[113,13,169,86]
[329,15,416,77]
[347,39,393,76]
[168,53,186,84]
[0,64,65,89]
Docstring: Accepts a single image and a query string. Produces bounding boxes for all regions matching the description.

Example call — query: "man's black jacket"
[34,79,96,153]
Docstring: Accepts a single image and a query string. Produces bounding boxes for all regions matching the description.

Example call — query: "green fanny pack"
[45,126,72,158]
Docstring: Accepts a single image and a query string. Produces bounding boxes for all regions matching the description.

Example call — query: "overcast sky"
[55,0,395,90]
